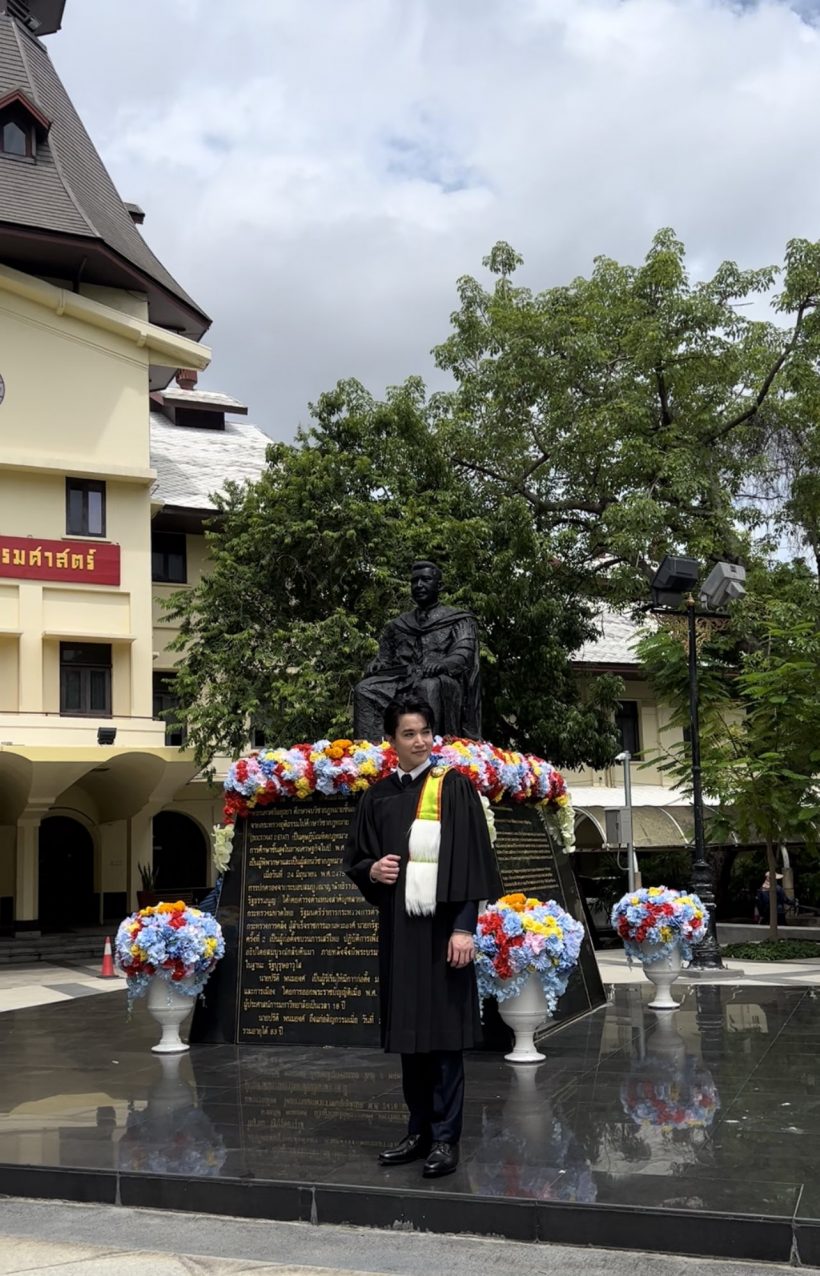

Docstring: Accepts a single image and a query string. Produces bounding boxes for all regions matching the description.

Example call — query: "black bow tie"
[401,773,413,788]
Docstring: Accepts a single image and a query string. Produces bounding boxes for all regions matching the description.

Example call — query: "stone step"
[0,929,113,966]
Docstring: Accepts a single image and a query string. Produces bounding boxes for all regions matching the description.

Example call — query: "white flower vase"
[146,977,196,1053]
[498,972,551,1063]
[639,940,682,1011]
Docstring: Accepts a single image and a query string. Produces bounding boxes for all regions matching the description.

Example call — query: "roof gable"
[0,85,49,130]
[0,13,209,343]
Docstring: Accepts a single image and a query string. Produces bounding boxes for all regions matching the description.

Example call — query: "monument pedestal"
[190,796,605,1048]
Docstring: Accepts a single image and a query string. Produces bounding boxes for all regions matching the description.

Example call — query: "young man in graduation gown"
[344,695,502,1178]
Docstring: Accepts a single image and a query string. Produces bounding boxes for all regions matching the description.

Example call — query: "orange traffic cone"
[98,935,116,979]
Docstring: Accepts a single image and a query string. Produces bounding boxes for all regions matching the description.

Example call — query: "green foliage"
[166,229,820,775]
[637,569,820,936]
[433,230,820,603]
[165,378,621,770]
[721,940,820,961]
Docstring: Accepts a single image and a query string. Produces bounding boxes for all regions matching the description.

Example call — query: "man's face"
[410,569,439,608]
[389,712,433,773]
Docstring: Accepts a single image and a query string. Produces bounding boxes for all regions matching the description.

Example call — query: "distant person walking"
[755,872,795,926]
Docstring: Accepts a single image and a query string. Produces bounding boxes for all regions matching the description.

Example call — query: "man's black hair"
[384,695,435,738]
[410,560,442,580]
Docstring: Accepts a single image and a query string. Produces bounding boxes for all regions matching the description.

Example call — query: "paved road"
[0,1199,811,1276]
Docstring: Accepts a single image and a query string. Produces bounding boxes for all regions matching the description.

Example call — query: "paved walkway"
[597,947,820,987]
[0,960,125,1014]
[0,1199,805,1275]
[2,947,819,1016]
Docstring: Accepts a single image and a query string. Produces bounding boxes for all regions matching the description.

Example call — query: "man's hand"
[421,660,445,677]
[447,932,475,968]
[370,854,401,885]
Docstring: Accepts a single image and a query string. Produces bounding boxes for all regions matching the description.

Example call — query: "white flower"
[480,794,498,846]
[211,824,235,875]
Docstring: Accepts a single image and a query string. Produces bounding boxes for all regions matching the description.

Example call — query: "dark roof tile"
[0,15,207,329]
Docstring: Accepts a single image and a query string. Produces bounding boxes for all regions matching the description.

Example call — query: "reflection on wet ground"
[1,983,819,1256]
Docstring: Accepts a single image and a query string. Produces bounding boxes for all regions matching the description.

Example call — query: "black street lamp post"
[684,593,724,970]
[650,558,746,972]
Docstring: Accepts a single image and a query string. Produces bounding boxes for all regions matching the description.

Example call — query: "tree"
[433,232,820,603]
[166,378,622,770]
[167,229,820,774]
[637,568,820,938]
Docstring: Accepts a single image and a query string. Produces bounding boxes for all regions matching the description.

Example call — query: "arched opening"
[572,812,621,942]
[38,816,96,930]
[152,811,208,896]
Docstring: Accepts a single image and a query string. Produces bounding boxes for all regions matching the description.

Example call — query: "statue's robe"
[353,604,481,741]
[344,767,502,1053]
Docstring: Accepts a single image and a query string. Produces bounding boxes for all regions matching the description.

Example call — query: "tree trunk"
[766,840,779,942]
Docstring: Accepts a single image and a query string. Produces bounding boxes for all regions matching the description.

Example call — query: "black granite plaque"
[491,804,606,1035]
[190,801,380,1048]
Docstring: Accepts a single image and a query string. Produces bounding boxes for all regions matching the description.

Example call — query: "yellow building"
[0,0,268,935]
[566,608,694,854]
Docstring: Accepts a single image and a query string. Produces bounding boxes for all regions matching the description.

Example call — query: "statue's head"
[410,561,442,609]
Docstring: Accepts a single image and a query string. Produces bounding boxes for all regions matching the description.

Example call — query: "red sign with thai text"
[0,536,120,585]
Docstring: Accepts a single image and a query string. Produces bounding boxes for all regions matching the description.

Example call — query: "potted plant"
[115,900,225,1052]
[610,886,708,1009]
[136,862,161,910]
[474,893,585,1063]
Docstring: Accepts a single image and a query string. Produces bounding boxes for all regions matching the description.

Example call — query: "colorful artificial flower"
[610,886,708,963]
[221,736,574,848]
[474,895,585,1012]
[115,901,225,1005]
[621,1057,719,1131]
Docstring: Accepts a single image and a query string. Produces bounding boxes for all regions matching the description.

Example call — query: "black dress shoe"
[378,1134,431,1166]
[422,1141,459,1178]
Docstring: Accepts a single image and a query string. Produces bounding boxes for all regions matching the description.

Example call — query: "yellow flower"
[555,794,568,807]
[660,925,673,942]
[524,916,560,937]
[525,898,542,909]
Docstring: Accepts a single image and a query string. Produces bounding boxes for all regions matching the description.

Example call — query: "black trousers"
[401,1050,464,1144]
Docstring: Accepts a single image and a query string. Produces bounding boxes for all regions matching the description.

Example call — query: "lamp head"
[649,555,700,608]
[700,562,746,610]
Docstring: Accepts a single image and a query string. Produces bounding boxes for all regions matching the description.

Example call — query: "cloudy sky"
[55,0,820,439]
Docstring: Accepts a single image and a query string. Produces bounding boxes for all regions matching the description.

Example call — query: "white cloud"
[54,0,820,438]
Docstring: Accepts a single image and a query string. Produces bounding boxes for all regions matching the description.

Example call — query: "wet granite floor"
[1,983,819,1263]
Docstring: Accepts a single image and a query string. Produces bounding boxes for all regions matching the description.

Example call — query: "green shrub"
[721,940,820,961]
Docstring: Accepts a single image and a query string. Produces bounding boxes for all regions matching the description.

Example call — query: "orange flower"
[333,739,353,750]
[328,746,344,760]
[500,893,527,912]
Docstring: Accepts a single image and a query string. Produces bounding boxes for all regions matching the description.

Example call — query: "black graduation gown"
[344,767,503,1053]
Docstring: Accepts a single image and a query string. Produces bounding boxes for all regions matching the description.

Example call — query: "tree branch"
[656,368,673,427]
[452,456,609,517]
[710,300,813,442]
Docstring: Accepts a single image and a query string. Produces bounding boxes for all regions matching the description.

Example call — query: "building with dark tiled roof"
[0,0,209,388]
[0,2,269,938]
